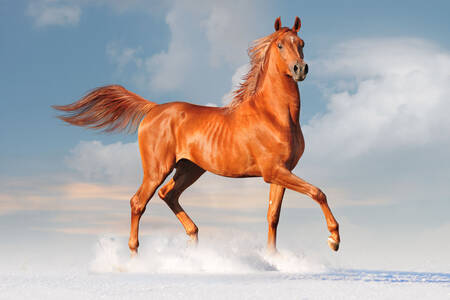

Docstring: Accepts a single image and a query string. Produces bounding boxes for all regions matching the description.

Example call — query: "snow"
[90,235,327,274]
[1,234,448,299]
[1,269,449,299]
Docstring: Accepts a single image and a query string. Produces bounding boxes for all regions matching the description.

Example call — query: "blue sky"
[1,0,450,272]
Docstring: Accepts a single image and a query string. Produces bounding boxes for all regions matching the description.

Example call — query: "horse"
[53,16,341,255]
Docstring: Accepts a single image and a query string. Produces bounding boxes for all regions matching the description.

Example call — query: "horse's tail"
[52,85,157,133]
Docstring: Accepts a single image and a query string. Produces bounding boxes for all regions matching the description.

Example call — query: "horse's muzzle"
[292,63,308,81]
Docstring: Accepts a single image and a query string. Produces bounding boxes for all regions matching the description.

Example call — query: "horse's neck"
[252,60,301,125]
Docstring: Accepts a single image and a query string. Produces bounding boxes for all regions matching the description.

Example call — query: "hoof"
[187,234,198,247]
[130,249,138,258]
[266,248,279,257]
[328,237,339,251]
[266,246,278,255]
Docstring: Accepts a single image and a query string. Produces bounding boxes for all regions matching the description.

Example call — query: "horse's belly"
[182,145,261,178]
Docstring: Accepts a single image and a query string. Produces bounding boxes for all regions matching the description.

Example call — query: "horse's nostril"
[304,64,309,75]
[293,64,299,73]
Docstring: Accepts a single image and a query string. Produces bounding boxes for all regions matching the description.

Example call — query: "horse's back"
[139,101,223,130]
[137,101,261,177]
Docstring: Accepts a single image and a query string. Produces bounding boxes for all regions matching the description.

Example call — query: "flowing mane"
[228,28,289,108]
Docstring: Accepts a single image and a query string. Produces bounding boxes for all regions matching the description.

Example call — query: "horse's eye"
[277,43,282,49]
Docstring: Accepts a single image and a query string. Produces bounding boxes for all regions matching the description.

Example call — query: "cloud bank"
[305,38,450,159]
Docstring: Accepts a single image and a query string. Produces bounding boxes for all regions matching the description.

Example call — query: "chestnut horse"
[54,17,340,255]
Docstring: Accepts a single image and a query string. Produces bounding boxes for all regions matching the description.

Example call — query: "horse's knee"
[315,189,327,204]
[267,211,280,228]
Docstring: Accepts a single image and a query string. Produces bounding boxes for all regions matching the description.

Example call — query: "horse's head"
[272,17,308,82]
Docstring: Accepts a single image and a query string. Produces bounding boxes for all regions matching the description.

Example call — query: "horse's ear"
[292,16,301,33]
[274,17,281,31]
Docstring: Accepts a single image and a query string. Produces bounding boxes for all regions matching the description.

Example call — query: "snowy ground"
[1,235,448,300]
[2,270,449,300]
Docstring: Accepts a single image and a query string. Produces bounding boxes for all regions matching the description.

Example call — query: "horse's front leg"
[265,167,340,251]
[267,184,285,253]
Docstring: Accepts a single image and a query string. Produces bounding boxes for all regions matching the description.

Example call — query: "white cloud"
[26,0,170,28]
[142,3,198,92]
[121,1,208,92]
[66,140,142,185]
[203,1,269,67]
[221,63,249,105]
[27,0,81,27]
[106,42,143,73]
[305,38,450,159]
[106,0,270,98]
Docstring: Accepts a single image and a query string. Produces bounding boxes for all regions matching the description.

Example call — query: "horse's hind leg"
[158,159,205,243]
[128,164,174,255]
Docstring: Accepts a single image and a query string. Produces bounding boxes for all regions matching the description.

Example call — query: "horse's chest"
[277,126,305,169]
